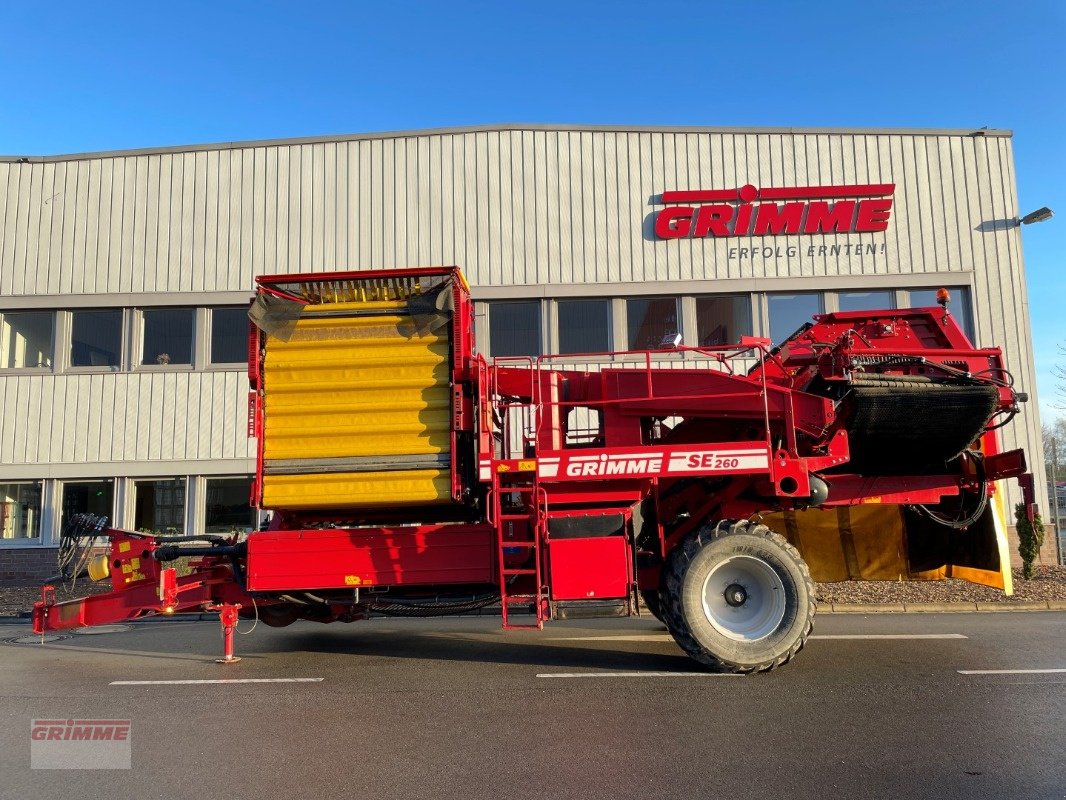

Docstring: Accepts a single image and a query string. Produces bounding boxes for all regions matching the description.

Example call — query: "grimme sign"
[653,183,895,239]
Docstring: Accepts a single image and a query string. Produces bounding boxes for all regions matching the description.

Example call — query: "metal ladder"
[493,477,548,630]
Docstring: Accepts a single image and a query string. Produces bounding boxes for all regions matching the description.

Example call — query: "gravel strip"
[816,566,1066,605]
[3,566,1065,618]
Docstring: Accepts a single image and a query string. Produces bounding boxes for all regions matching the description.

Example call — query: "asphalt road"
[0,611,1063,800]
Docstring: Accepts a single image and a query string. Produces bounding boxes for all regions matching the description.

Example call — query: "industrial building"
[0,124,1054,578]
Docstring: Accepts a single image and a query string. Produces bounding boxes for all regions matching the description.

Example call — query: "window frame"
[67,308,127,372]
[764,291,825,345]
[131,476,189,535]
[624,296,682,351]
[206,306,252,369]
[693,293,755,348]
[555,297,614,356]
[135,307,197,372]
[58,479,116,533]
[0,479,46,544]
[0,310,56,373]
[203,475,257,534]
[902,286,975,341]
[486,300,544,360]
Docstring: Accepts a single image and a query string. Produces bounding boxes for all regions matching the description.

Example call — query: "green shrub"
[1014,503,1046,580]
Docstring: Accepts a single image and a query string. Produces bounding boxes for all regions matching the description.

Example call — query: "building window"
[0,311,53,369]
[134,478,186,533]
[767,293,822,344]
[71,309,123,368]
[61,480,114,532]
[695,295,752,347]
[837,291,894,313]
[141,308,194,366]
[211,308,249,365]
[906,287,973,340]
[205,477,256,533]
[627,297,680,349]
[557,299,611,354]
[0,482,43,540]
[489,301,541,358]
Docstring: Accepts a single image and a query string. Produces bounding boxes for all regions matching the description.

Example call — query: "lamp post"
[1017,206,1058,562]
[1053,438,1061,545]
[1019,206,1054,226]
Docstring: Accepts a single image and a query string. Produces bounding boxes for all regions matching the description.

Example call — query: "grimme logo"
[30,719,132,769]
[654,183,895,239]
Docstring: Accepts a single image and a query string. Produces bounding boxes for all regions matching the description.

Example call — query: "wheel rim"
[701,555,786,642]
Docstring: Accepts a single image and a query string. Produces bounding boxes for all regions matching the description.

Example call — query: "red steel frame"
[33,269,1033,649]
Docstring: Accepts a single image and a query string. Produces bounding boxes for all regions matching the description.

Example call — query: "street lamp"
[1020,206,1054,226]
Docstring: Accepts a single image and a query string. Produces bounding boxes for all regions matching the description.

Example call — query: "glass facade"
[627,298,680,349]
[0,482,42,540]
[489,301,541,357]
[695,295,752,346]
[71,309,123,368]
[837,291,894,313]
[142,308,194,366]
[0,311,53,369]
[133,478,186,533]
[61,480,114,531]
[205,477,256,533]
[907,286,974,339]
[211,308,249,364]
[767,293,822,344]
[557,299,611,354]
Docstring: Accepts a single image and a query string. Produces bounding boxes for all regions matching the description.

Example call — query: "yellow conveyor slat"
[260,303,453,510]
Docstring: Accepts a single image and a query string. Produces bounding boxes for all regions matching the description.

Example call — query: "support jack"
[205,603,243,664]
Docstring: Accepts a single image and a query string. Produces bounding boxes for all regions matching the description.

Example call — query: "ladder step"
[503,568,538,576]
[499,514,533,521]
[501,540,536,547]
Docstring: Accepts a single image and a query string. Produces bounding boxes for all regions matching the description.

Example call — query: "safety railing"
[488,341,782,460]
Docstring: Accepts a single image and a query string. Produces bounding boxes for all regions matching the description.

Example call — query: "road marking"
[810,634,968,640]
[109,678,324,685]
[548,633,967,642]
[536,672,742,678]
[547,635,673,642]
[957,669,1066,675]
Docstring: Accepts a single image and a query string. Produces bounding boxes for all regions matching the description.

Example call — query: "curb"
[822,600,1066,613]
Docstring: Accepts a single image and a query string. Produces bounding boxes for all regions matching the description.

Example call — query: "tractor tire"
[640,589,665,622]
[660,519,815,673]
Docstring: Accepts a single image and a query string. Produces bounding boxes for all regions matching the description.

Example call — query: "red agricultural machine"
[35,266,1034,672]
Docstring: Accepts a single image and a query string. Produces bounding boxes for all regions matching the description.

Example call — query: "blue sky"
[1,0,1063,419]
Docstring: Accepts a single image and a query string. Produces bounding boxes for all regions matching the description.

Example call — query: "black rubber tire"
[660,519,815,673]
[640,589,665,622]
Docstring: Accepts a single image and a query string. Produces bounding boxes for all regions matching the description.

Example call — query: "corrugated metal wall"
[0,129,1026,291]
[0,372,249,465]
[0,126,1044,513]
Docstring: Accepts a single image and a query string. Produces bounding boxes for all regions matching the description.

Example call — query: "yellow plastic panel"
[260,303,455,510]
[262,470,452,510]
[263,311,452,461]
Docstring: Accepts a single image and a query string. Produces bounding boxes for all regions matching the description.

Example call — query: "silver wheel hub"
[701,555,786,642]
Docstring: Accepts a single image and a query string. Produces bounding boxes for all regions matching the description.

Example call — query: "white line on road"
[810,634,968,640]
[957,669,1066,675]
[547,635,673,642]
[109,678,324,685]
[547,633,967,642]
[536,672,743,678]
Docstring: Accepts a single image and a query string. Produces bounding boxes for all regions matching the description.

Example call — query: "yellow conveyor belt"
[260,301,453,509]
